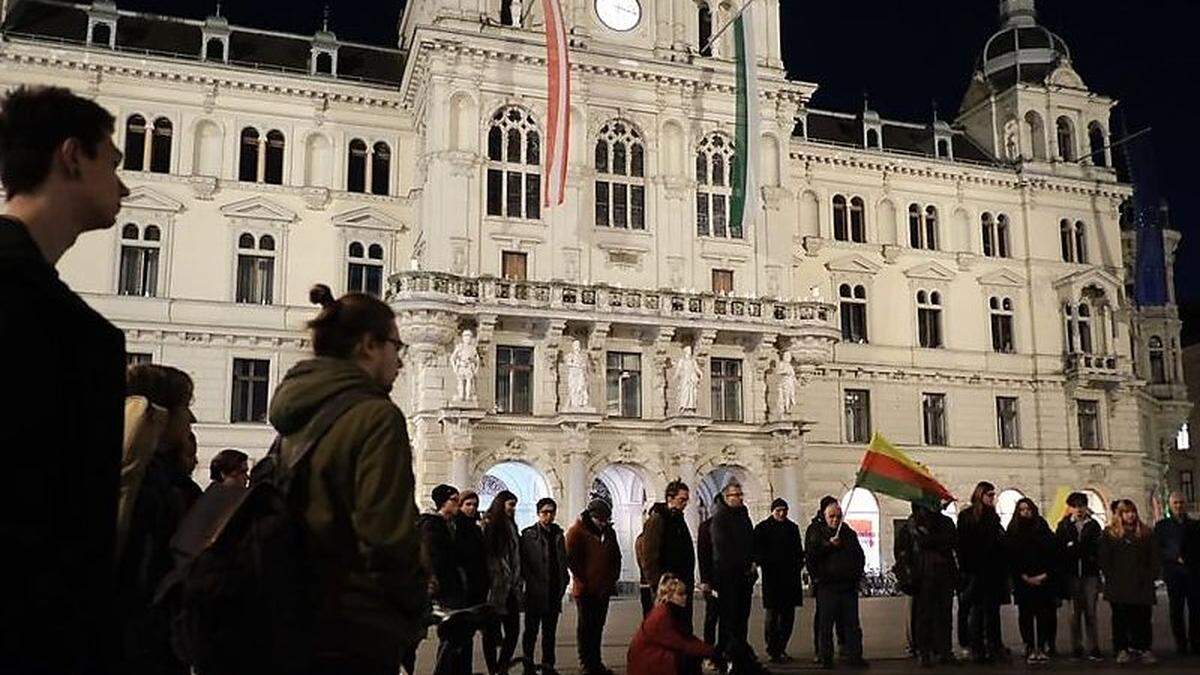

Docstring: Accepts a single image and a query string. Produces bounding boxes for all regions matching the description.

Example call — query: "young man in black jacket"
[0,86,129,675]
[1055,492,1104,660]
[805,500,868,669]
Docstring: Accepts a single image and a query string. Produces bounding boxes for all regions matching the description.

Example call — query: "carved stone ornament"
[188,176,219,201]
[301,187,331,211]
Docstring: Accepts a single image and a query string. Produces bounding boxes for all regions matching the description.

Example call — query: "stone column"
[561,421,592,518]
[649,327,677,419]
[694,328,718,419]
[669,426,703,534]
[396,309,459,495]
[768,423,803,510]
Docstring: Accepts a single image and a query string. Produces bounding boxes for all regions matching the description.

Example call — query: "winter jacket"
[627,602,715,675]
[753,516,805,608]
[696,518,714,588]
[1098,526,1161,606]
[641,504,696,588]
[566,511,622,598]
[1055,515,1102,579]
[521,522,570,615]
[1006,516,1059,607]
[804,519,865,592]
[484,515,522,609]
[1155,515,1194,571]
[708,501,756,591]
[1,217,126,673]
[908,507,959,591]
[269,357,427,665]
[420,513,467,609]
[956,505,1009,603]
[454,512,489,605]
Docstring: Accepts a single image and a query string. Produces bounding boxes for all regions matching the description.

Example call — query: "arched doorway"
[1082,488,1108,528]
[696,465,748,523]
[840,488,882,572]
[478,461,552,530]
[997,488,1024,529]
[592,464,649,582]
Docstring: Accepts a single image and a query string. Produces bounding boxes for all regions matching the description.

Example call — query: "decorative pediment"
[825,253,881,276]
[120,186,184,213]
[1048,62,1086,90]
[219,196,296,223]
[977,268,1027,288]
[331,206,406,232]
[903,261,956,282]
[1053,267,1122,299]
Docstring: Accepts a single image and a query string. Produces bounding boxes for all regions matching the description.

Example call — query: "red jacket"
[626,603,714,675]
[566,512,622,597]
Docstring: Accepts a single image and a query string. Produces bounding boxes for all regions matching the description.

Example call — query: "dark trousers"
[913,584,954,658]
[484,593,520,673]
[815,585,863,663]
[522,610,560,667]
[1164,565,1200,651]
[1110,602,1153,653]
[764,607,796,658]
[967,593,1004,657]
[639,585,654,617]
[715,581,753,663]
[575,595,611,672]
[703,592,720,645]
[812,593,846,656]
[956,590,971,650]
[1017,602,1057,652]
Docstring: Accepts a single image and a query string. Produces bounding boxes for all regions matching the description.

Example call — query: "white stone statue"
[449,329,480,402]
[808,285,823,302]
[674,345,703,413]
[564,339,590,409]
[1003,119,1020,161]
[777,350,797,415]
[509,0,522,26]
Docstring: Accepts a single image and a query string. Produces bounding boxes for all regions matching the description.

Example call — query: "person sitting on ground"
[627,575,716,675]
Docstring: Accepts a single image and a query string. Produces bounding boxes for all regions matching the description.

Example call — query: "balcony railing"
[1064,352,1121,380]
[388,270,838,329]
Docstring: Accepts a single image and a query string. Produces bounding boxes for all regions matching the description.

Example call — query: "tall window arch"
[486,106,541,220]
[117,223,161,297]
[1060,219,1088,263]
[990,296,1015,353]
[347,241,385,296]
[264,130,285,185]
[123,115,147,171]
[908,203,938,250]
[149,117,173,173]
[345,139,391,196]
[839,283,868,343]
[347,139,368,193]
[696,132,740,239]
[1024,110,1046,160]
[594,121,645,229]
[1149,335,1166,383]
[917,289,943,348]
[982,212,1011,258]
[698,4,714,57]
[238,127,285,184]
[833,195,866,243]
[235,233,276,305]
[1056,116,1076,162]
[239,127,260,182]
[981,212,995,257]
[371,141,391,195]
[1064,303,1094,354]
[1088,123,1107,168]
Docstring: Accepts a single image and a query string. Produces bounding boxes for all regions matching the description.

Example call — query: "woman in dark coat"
[1099,499,1161,665]
[482,491,522,674]
[956,481,1009,663]
[753,498,805,663]
[1006,498,1059,663]
[455,490,489,606]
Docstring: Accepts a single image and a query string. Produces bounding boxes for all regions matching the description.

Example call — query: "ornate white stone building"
[0,0,1188,574]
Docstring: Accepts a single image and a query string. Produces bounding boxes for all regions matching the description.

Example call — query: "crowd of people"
[5,85,1200,675]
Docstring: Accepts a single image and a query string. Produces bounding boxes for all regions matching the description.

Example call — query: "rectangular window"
[1182,470,1195,503]
[631,185,645,229]
[235,254,274,305]
[605,352,642,418]
[612,183,628,228]
[347,262,384,297]
[525,173,541,220]
[1077,399,1101,449]
[595,181,610,227]
[918,308,942,348]
[696,193,710,236]
[841,302,868,343]
[712,195,727,237]
[991,313,1014,353]
[501,251,528,281]
[996,396,1020,448]
[486,169,503,216]
[231,358,270,423]
[496,346,533,414]
[710,358,743,422]
[844,389,871,444]
[126,352,153,366]
[922,393,947,446]
[118,245,159,297]
[712,269,734,295]
[505,172,523,218]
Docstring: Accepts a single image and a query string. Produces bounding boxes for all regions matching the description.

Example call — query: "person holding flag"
[804,497,867,670]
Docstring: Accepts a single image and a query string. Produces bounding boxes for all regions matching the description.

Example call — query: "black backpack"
[156,390,369,675]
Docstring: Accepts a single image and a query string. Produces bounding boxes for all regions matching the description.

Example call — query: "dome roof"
[979,1,1071,88]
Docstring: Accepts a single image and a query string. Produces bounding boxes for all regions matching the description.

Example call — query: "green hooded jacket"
[269,357,427,664]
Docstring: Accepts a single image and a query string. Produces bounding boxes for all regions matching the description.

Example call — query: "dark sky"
[119,0,1200,340]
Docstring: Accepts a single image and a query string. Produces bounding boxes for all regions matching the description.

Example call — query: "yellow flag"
[1047,486,1072,525]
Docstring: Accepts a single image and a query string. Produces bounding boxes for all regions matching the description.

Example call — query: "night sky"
[113,0,1200,341]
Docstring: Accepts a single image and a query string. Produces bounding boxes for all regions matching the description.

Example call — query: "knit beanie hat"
[771,497,789,511]
[587,499,612,519]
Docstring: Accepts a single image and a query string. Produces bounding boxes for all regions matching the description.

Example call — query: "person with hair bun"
[627,575,716,675]
[266,283,427,675]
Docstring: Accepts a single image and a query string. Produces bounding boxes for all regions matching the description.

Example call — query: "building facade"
[0,0,1187,575]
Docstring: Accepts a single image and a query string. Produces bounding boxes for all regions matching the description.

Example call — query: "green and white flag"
[731,4,760,238]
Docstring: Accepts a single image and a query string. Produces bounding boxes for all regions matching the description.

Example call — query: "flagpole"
[700,0,763,56]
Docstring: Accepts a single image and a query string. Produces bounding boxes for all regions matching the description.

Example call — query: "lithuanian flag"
[854,432,954,509]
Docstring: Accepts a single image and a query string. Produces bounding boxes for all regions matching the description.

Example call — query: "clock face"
[594,0,641,32]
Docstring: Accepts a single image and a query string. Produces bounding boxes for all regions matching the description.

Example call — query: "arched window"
[371,142,391,196]
[1024,110,1046,160]
[1060,219,1073,262]
[832,195,848,241]
[1074,221,1088,264]
[990,296,1015,353]
[91,22,111,47]
[238,127,260,182]
[205,37,224,61]
[1149,335,1166,384]
[996,214,1011,257]
[997,489,1024,529]
[833,196,866,243]
[936,139,950,158]
[981,212,995,257]
[1088,123,1107,168]
[907,204,938,250]
[594,121,645,229]
[486,106,541,220]
[117,223,161,297]
[917,289,943,348]
[347,139,367,193]
[924,206,938,250]
[866,128,880,149]
[124,115,146,171]
[849,197,866,243]
[1056,116,1076,162]
[839,283,868,343]
[908,204,921,248]
[235,232,276,304]
[698,5,713,57]
[696,132,739,238]
[149,117,172,173]
[263,130,285,185]
[315,52,333,75]
[347,240,385,296]
[500,0,519,27]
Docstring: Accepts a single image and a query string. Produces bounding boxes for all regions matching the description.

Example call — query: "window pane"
[507,128,522,163]
[595,181,610,227]
[488,126,502,161]
[365,265,383,297]
[506,172,523,217]
[631,186,645,229]
[613,183,627,228]
[348,262,365,293]
[612,141,626,175]
[595,140,609,173]
[631,144,645,177]
[487,169,503,216]
[696,193,710,236]
[525,174,541,220]
[713,195,727,237]
[526,131,540,165]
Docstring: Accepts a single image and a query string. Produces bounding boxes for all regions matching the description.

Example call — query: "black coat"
[0,218,126,673]
[420,513,467,609]
[1006,516,1059,607]
[908,508,959,592]
[1099,527,1161,605]
[1055,515,1102,579]
[754,516,805,608]
[956,505,1009,603]
[641,504,695,587]
[697,518,715,587]
[520,522,569,615]
[454,513,489,605]
[804,519,865,591]
[709,501,756,590]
